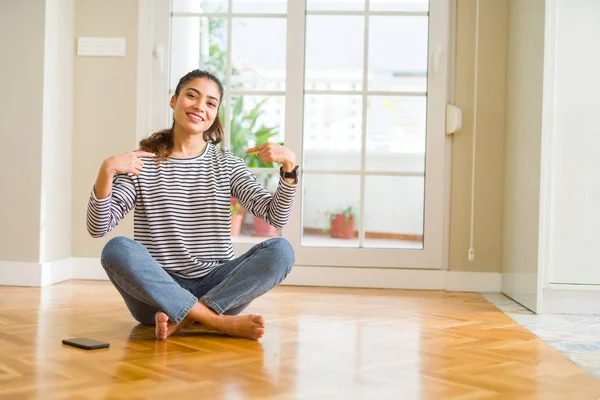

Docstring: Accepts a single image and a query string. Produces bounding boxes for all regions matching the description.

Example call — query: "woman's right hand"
[102,151,156,177]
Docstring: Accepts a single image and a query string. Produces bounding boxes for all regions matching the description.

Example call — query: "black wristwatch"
[280,165,300,184]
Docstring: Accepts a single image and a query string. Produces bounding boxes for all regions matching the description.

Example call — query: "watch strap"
[280,165,299,183]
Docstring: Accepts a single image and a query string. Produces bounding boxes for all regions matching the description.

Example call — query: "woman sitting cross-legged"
[87,69,299,340]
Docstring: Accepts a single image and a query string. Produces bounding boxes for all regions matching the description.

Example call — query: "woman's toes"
[256,328,265,339]
[253,315,265,327]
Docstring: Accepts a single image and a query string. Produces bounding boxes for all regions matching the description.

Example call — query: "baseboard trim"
[0,258,76,287]
[0,258,501,292]
[284,266,501,292]
[444,271,502,292]
[71,257,107,280]
[284,266,446,290]
[0,261,44,286]
[501,273,540,312]
[41,258,74,286]
[543,286,600,314]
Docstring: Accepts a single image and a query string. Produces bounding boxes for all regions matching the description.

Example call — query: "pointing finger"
[136,151,157,158]
[246,144,265,153]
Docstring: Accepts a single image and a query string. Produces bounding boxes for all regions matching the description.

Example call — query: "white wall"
[71,0,139,259]
[0,0,46,263]
[450,0,508,273]
[40,0,74,263]
[501,0,545,312]
[0,0,74,286]
[547,0,600,285]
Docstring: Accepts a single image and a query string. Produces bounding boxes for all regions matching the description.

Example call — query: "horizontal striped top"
[86,144,297,278]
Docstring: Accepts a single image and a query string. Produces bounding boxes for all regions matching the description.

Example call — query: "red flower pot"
[253,217,278,237]
[330,214,355,239]
[231,214,243,236]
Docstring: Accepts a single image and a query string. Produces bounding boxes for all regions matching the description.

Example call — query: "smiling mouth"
[187,113,204,122]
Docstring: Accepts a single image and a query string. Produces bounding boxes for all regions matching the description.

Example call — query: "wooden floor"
[1,282,599,400]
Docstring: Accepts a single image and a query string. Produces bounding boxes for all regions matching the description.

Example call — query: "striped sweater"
[86,144,297,278]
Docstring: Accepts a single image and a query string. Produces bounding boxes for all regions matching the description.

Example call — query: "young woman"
[87,70,299,341]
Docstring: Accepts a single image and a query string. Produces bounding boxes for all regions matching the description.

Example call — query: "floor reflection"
[0,281,594,399]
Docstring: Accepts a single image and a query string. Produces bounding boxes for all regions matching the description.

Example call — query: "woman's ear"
[170,95,176,109]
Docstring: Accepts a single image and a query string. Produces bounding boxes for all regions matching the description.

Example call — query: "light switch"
[77,37,126,57]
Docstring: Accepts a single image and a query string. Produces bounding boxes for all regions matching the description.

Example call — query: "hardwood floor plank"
[0,281,599,399]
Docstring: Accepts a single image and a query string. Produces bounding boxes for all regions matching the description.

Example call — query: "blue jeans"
[100,236,295,325]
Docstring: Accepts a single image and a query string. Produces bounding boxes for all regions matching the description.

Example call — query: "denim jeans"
[100,236,295,325]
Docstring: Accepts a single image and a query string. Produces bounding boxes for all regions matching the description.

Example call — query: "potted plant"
[230,198,244,236]
[225,97,281,238]
[327,206,356,239]
[207,26,281,238]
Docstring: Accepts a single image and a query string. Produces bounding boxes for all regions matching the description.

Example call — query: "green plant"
[230,198,242,215]
[225,97,279,168]
[205,19,281,169]
[205,19,239,82]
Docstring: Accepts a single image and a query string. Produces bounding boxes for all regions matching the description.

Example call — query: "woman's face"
[170,77,221,135]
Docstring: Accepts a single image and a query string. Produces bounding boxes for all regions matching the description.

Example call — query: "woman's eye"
[188,94,196,99]
[208,102,216,107]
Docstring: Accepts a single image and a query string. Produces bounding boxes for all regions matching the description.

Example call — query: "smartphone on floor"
[62,337,110,350]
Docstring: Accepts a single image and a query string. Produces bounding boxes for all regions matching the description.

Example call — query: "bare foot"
[210,314,265,340]
[154,312,194,340]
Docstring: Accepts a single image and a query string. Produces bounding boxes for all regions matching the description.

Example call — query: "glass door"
[285,0,449,269]
[169,0,290,244]
[160,0,449,270]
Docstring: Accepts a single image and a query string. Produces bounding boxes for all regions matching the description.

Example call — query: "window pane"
[302,174,361,248]
[305,16,364,91]
[170,17,228,91]
[229,96,285,166]
[368,16,428,92]
[307,0,364,11]
[231,173,282,242]
[364,176,424,249]
[231,19,287,91]
[370,0,429,12]
[233,0,287,13]
[172,0,228,13]
[366,96,426,172]
[303,95,362,171]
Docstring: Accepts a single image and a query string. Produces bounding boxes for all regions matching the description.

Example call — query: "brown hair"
[139,70,224,160]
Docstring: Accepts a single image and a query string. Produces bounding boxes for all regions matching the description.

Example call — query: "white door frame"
[282,0,451,270]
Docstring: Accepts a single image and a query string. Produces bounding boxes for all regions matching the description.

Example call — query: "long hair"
[139,70,224,160]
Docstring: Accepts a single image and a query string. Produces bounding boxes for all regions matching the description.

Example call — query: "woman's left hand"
[246,143,297,172]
